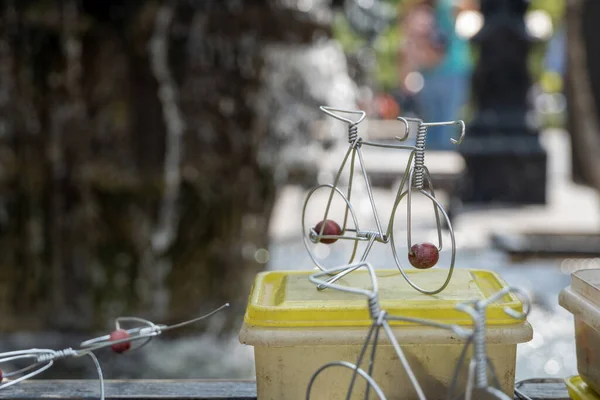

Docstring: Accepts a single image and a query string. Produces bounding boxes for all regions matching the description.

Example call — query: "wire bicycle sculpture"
[305,262,530,400]
[0,303,229,400]
[302,106,465,294]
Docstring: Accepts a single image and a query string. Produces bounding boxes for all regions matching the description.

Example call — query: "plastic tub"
[559,269,600,394]
[565,376,600,400]
[239,269,532,400]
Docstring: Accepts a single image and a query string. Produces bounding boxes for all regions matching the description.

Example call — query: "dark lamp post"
[457,0,548,206]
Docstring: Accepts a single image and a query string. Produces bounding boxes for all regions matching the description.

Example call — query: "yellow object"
[240,268,533,400]
[540,70,563,93]
[565,376,600,400]
[560,269,600,394]
[245,269,525,327]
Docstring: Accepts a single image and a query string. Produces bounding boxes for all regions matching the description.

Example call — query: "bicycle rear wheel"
[302,184,363,271]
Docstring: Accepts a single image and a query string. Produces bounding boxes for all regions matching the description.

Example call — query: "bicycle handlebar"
[319,106,366,125]
[422,120,465,145]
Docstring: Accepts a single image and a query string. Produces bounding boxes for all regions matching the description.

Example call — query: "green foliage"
[332,0,566,92]
[529,0,567,96]
[331,4,405,91]
[530,0,566,25]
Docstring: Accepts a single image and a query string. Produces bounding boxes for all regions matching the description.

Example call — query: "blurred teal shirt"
[423,0,472,77]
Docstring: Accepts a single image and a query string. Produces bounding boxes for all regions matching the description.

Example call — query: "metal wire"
[306,262,531,400]
[304,107,530,399]
[388,174,456,294]
[80,303,230,350]
[413,123,427,190]
[303,106,465,294]
[0,303,229,400]
[473,305,488,389]
[316,234,376,291]
[306,361,387,400]
[349,123,359,145]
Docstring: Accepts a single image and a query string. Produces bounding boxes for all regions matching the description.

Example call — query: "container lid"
[244,269,526,327]
[565,376,600,400]
[572,269,600,306]
[559,269,600,331]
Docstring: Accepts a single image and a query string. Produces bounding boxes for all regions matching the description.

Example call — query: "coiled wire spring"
[35,348,78,363]
[413,123,428,190]
[473,304,489,389]
[348,123,359,146]
[367,294,382,322]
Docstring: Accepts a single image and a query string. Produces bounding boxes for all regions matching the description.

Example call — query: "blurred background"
[1,0,600,386]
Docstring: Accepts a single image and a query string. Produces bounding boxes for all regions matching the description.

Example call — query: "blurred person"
[544,24,566,78]
[398,0,473,150]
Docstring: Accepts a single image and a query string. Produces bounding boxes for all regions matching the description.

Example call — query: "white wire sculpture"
[305,262,531,400]
[302,106,464,295]
[0,303,229,400]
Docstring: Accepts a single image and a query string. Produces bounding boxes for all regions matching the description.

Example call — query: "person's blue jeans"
[416,71,470,150]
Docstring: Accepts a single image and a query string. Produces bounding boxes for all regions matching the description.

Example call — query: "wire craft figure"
[0,303,229,400]
[305,262,530,400]
[302,106,465,295]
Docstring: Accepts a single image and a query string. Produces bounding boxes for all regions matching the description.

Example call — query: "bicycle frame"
[303,106,465,294]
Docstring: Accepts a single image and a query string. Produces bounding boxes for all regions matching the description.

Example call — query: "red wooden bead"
[314,219,342,244]
[408,242,439,269]
[109,329,131,354]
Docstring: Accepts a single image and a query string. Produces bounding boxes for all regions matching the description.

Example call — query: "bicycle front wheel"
[389,169,456,294]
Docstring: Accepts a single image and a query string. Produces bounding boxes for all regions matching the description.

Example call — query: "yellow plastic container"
[559,269,600,394]
[239,269,533,400]
[565,376,600,400]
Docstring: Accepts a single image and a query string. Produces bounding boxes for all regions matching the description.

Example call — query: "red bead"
[314,219,342,244]
[109,329,131,354]
[408,243,439,269]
